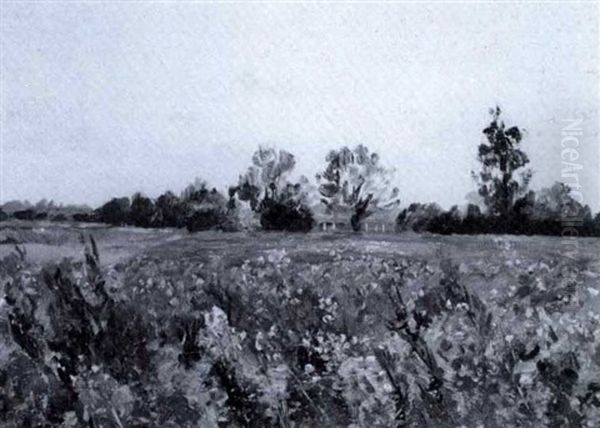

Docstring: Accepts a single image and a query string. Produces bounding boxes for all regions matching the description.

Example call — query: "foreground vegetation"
[2,231,600,427]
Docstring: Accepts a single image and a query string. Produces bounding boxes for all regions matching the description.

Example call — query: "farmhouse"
[314,206,397,232]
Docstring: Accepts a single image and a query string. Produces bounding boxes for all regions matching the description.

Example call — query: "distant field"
[2,220,600,269]
[0,221,186,265]
[3,220,600,307]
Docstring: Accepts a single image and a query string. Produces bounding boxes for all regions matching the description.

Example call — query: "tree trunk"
[351,213,362,232]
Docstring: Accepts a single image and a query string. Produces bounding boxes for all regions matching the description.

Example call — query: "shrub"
[50,213,68,222]
[461,203,486,233]
[13,209,35,221]
[72,212,97,222]
[426,205,462,235]
[34,212,48,220]
[153,191,187,228]
[259,199,314,232]
[396,203,443,232]
[3,238,159,424]
[96,197,130,226]
[185,208,229,232]
[129,193,156,228]
[183,184,239,232]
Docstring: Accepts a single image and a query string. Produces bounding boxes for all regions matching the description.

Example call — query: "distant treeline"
[2,107,598,237]
[0,176,315,233]
[396,183,600,236]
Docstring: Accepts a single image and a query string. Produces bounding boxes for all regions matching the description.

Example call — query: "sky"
[1,2,599,209]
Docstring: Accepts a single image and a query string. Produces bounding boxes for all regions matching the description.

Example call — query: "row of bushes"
[87,187,315,233]
[1,184,316,233]
[0,198,318,234]
[5,180,599,236]
[0,209,57,222]
[397,206,600,236]
[396,185,600,237]
[6,198,600,237]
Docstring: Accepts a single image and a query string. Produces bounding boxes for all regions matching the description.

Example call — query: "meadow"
[2,221,600,427]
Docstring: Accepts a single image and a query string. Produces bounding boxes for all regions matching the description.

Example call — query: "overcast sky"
[2,3,598,209]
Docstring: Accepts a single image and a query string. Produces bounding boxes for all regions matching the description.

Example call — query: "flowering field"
[2,229,600,427]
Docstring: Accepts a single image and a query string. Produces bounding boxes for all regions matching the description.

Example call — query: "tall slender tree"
[472,107,532,218]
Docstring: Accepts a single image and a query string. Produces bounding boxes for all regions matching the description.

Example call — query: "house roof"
[312,204,397,223]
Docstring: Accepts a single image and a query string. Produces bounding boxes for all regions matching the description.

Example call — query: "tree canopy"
[473,106,532,218]
[316,145,399,231]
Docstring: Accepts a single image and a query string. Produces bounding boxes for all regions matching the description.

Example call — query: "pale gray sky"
[2,2,599,209]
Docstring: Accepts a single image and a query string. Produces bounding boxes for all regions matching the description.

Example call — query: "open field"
[3,220,600,267]
[0,221,187,265]
[2,223,600,427]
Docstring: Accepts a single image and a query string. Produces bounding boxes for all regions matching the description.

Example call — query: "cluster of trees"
[80,183,237,232]
[397,107,600,236]
[396,183,600,236]
[228,146,314,232]
[3,106,599,236]
[2,144,399,233]
[89,147,318,232]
